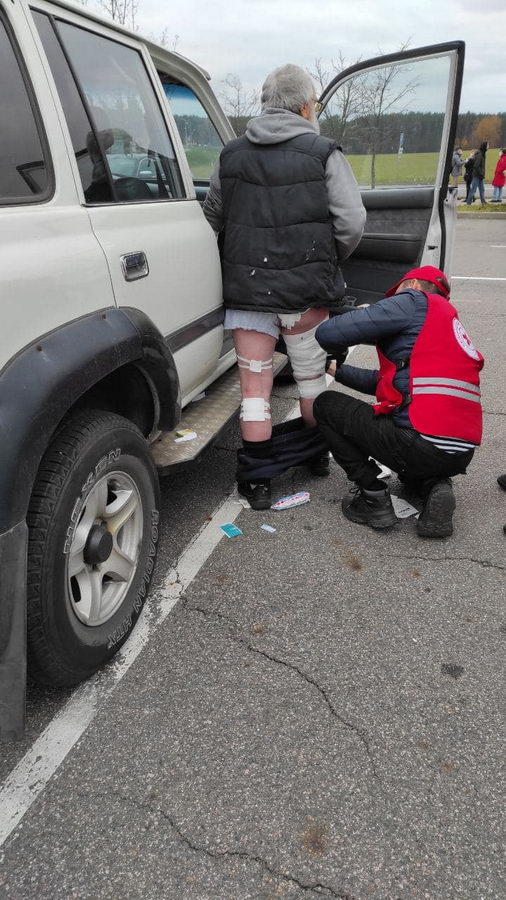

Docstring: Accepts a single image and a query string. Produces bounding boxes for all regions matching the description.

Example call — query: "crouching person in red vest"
[313,266,484,537]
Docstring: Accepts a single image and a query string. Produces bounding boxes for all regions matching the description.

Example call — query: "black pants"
[313,391,474,487]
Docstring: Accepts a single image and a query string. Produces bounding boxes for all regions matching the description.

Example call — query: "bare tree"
[359,58,419,188]
[98,0,138,30]
[219,74,259,136]
[152,28,180,51]
[308,53,362,146]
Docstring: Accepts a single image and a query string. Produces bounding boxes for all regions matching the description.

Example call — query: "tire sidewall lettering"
[106,507,160,649]
[63,449,122,555]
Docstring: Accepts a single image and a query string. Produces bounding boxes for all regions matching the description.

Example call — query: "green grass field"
[348,148,502,186]
[184,146,221,179]
[183,145,503,187]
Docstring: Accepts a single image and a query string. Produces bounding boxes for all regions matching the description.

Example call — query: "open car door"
[318,42,465,303]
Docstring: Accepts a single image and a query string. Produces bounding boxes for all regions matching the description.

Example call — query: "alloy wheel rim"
[66,471,143,626]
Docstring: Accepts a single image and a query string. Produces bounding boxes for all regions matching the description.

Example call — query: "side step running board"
[151,352,288,473]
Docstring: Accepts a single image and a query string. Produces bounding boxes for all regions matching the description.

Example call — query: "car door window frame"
[318,42,465,277]
[319,41,465,199]
[30,5,188,205]
[57,17,186,203]
[0,9,54,206]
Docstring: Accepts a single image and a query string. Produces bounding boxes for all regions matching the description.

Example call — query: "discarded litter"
[220,523,243,538]
[261,524,276,533]
[191,392,206,403]
[271,491,310,510]
[370,457,392,479]
[174,429,197,443]
[390,495,419,519]
[232,488,251,509]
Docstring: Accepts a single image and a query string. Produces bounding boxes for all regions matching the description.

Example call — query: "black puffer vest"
[219,132,342,313]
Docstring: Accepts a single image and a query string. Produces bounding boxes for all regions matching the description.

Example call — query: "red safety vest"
[373,293,484,443]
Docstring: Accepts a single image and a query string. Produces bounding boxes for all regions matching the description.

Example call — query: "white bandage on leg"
[283,324,328,399]
[237,356,273,374]
[240,397,271,422]
[297,373,328,399]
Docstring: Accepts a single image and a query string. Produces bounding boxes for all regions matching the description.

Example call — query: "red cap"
[385,265,450,298]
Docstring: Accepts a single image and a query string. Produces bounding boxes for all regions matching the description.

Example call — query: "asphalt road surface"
[1,218,505,899]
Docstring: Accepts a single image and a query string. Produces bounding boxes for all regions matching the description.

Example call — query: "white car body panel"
[0,0,113,369]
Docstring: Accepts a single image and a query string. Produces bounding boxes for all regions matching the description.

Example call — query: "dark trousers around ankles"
[313,391,474,487]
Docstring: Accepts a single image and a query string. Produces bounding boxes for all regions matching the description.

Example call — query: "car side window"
[33,11,114,204]
[320,54,452,190]
[34,15,184,202]
[0,16,51,204]
[161,81,223,182]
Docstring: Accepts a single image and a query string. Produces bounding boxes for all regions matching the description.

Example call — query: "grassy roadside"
[457,202,506,214]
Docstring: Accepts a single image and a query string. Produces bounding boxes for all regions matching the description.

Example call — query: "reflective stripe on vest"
[412,377,481,403]
[412,386,481,403]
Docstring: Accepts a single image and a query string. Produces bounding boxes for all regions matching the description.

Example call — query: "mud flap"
[0,522,27,741]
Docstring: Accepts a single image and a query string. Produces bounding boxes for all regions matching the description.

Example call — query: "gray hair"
[261,64,315,113]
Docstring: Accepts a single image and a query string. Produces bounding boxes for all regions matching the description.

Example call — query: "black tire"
[27,410,160,686]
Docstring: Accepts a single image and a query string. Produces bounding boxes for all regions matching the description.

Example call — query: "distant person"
[466,141,489,205]
[463,150,477,200]
[313,266,484,538]
[203,64,365,509]
[491,148,506,202]
[498,474,506,535]
[450,147,464,191]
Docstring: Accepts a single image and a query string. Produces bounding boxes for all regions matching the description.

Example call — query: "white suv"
[0,0,464,738]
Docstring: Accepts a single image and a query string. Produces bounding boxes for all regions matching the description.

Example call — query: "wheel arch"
[0,306,180,532]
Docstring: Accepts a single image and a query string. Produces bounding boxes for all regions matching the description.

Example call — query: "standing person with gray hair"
[204,64,366,509]
[450,147,464,191]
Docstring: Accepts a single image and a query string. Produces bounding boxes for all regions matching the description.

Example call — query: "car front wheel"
[27,410,160,686]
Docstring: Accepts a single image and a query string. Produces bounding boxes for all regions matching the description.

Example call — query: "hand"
[326,349,348,376]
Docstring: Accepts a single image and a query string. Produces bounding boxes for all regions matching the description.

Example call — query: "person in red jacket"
[314,266,484,538]
[491,149,506,202]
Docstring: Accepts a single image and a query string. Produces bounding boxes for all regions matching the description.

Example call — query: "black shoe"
[342,486,398,529]
[237,479,272,510]
[497,474,506,491]
[399,476,425,497]
[416,478,455,538]
[308,452,330,477]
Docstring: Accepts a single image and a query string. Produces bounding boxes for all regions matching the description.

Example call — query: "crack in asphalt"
[483,409,506,416]
[387,554,504,572]
[97,791,355,898]
[186,603,381,783]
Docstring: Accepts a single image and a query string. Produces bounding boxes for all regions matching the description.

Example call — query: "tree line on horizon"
[219,111,506,155]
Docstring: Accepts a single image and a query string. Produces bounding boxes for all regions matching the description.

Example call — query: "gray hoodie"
[203,108,366,262]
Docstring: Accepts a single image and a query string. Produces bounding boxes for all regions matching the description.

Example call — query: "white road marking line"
[490,245,506,248]
[0,493,244,850]
[453,276,506,281]
[0,353,353,850]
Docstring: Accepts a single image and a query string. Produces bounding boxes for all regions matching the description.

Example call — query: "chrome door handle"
[120,251,149,282]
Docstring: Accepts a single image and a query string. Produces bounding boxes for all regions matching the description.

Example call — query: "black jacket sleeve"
[315,292,418,353]
[334,363,378,396]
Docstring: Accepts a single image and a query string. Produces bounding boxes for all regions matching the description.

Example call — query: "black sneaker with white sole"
[342,486,398,529]
[237,479,272,510]
[416,478,456,538]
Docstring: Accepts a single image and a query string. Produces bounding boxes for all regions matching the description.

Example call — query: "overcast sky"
[134,0,505,114]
